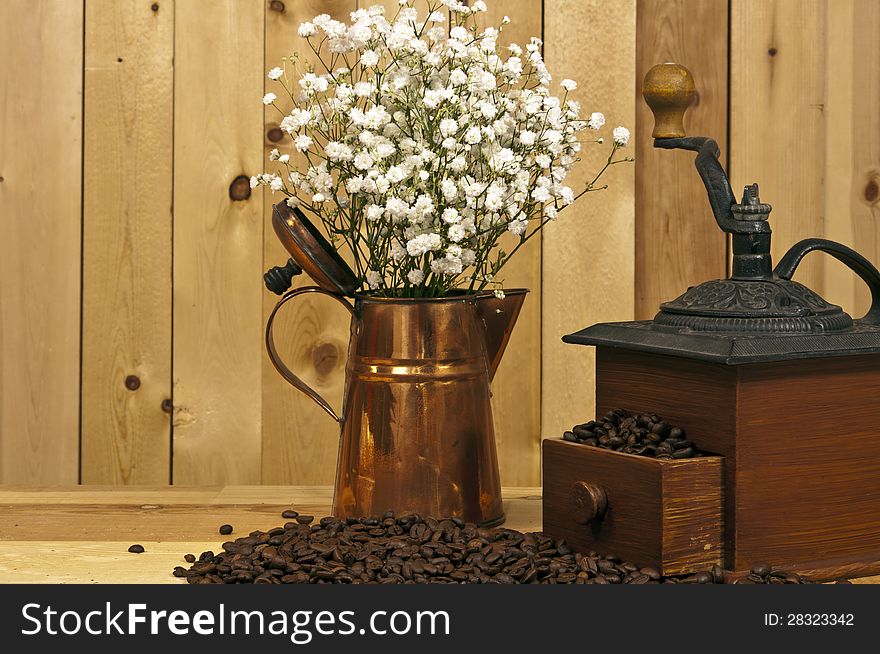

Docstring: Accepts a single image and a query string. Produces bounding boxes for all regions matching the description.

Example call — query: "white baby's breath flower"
[262,92,277,105]
[299,72,329,94]
[366,270,382,290]
[325,141,354,161]
[464,126,482,145]
[508,219,527,236]
[406,233,443,257]
[442,207,460,224]
[298,22,317,37]
[267,67,283,80]
[365,204,384,222]
[353,81,373,97]
[588,112,605,130]
[294,134,313,152]
[353,152,374,170]
[407,269,425,285]
[449,156,467,173]
[249,176,260,189]
[439,118,458,137]
[360,50,380,67]
[312,193,326,203]
[519,130,536,147]
[561,79,577,91]
[613,125,630,147]
[269,176,284,192]
[278,154,290,164]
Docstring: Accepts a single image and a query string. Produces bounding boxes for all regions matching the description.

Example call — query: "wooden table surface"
[1,486,876,584]
[0,486,542,584]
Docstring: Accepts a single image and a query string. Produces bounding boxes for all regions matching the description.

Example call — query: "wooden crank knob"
[642,62,696,138]
[569,480,608,525]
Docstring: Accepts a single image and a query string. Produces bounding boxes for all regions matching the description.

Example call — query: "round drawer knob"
[569,480,608,525]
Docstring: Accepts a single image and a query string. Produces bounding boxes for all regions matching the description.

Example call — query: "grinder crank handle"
[775,239,880,325]
[642,63,746,235]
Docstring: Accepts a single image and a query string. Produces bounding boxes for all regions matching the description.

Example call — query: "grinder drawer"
[542,439,724,576]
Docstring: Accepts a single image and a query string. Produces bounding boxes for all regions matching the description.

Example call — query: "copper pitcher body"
[266,288,527,526]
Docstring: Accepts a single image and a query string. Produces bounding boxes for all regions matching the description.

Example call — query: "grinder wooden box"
[593,347,880,579]
[543,438,724,576]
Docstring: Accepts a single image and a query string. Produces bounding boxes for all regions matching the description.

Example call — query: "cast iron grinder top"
[565,62,880,364]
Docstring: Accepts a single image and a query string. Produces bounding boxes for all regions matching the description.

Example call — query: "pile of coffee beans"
[564,408,702,459]
[732,562,848,584]
[173,511,817,585]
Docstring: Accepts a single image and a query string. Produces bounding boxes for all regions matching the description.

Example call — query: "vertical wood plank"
[542,0,636,441]
[483,0,543,485]
[0,0,82,484]
[823,0,880,316]
[261,0,358,486]
[81,0,173,484]
[730,0,827,292]
[173,0,264,484]
[635,0,728,318]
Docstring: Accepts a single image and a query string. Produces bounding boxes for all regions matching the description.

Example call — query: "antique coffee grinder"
[546,63,880,579]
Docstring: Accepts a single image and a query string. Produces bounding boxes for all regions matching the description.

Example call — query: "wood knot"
[124,375,141,391]
[768,46,778,57]
[864,175,879,206]
[151,2,159,11]
[266,126,284,143]
[312,340,342,377]
[269,0,285,12]
[228,174,251,201]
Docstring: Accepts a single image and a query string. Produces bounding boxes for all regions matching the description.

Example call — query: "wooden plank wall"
[81,0,173,484]
[0,0,83,484]
[634,0,728,319]
[2,0,880,487]
[542,0,637,439]
[172,0,265,485]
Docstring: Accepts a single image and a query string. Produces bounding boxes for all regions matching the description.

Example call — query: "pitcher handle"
[266,286,355,423]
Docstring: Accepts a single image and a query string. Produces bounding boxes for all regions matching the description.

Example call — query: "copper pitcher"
[266,287,526,526]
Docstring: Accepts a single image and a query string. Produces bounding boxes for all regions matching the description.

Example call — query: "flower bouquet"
[254,0,630,298]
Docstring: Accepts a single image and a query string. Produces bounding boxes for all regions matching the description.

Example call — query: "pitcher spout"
[473,289,528,380]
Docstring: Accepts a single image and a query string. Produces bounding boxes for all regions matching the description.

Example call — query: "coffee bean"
[750,561,771,577]
[693,571,713,584]
[671,439,693,450]
[219,524,233,535]
[184,553,196,563]
[296,515,314,525]
[128,544,145,554]
[282,510,299,519]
